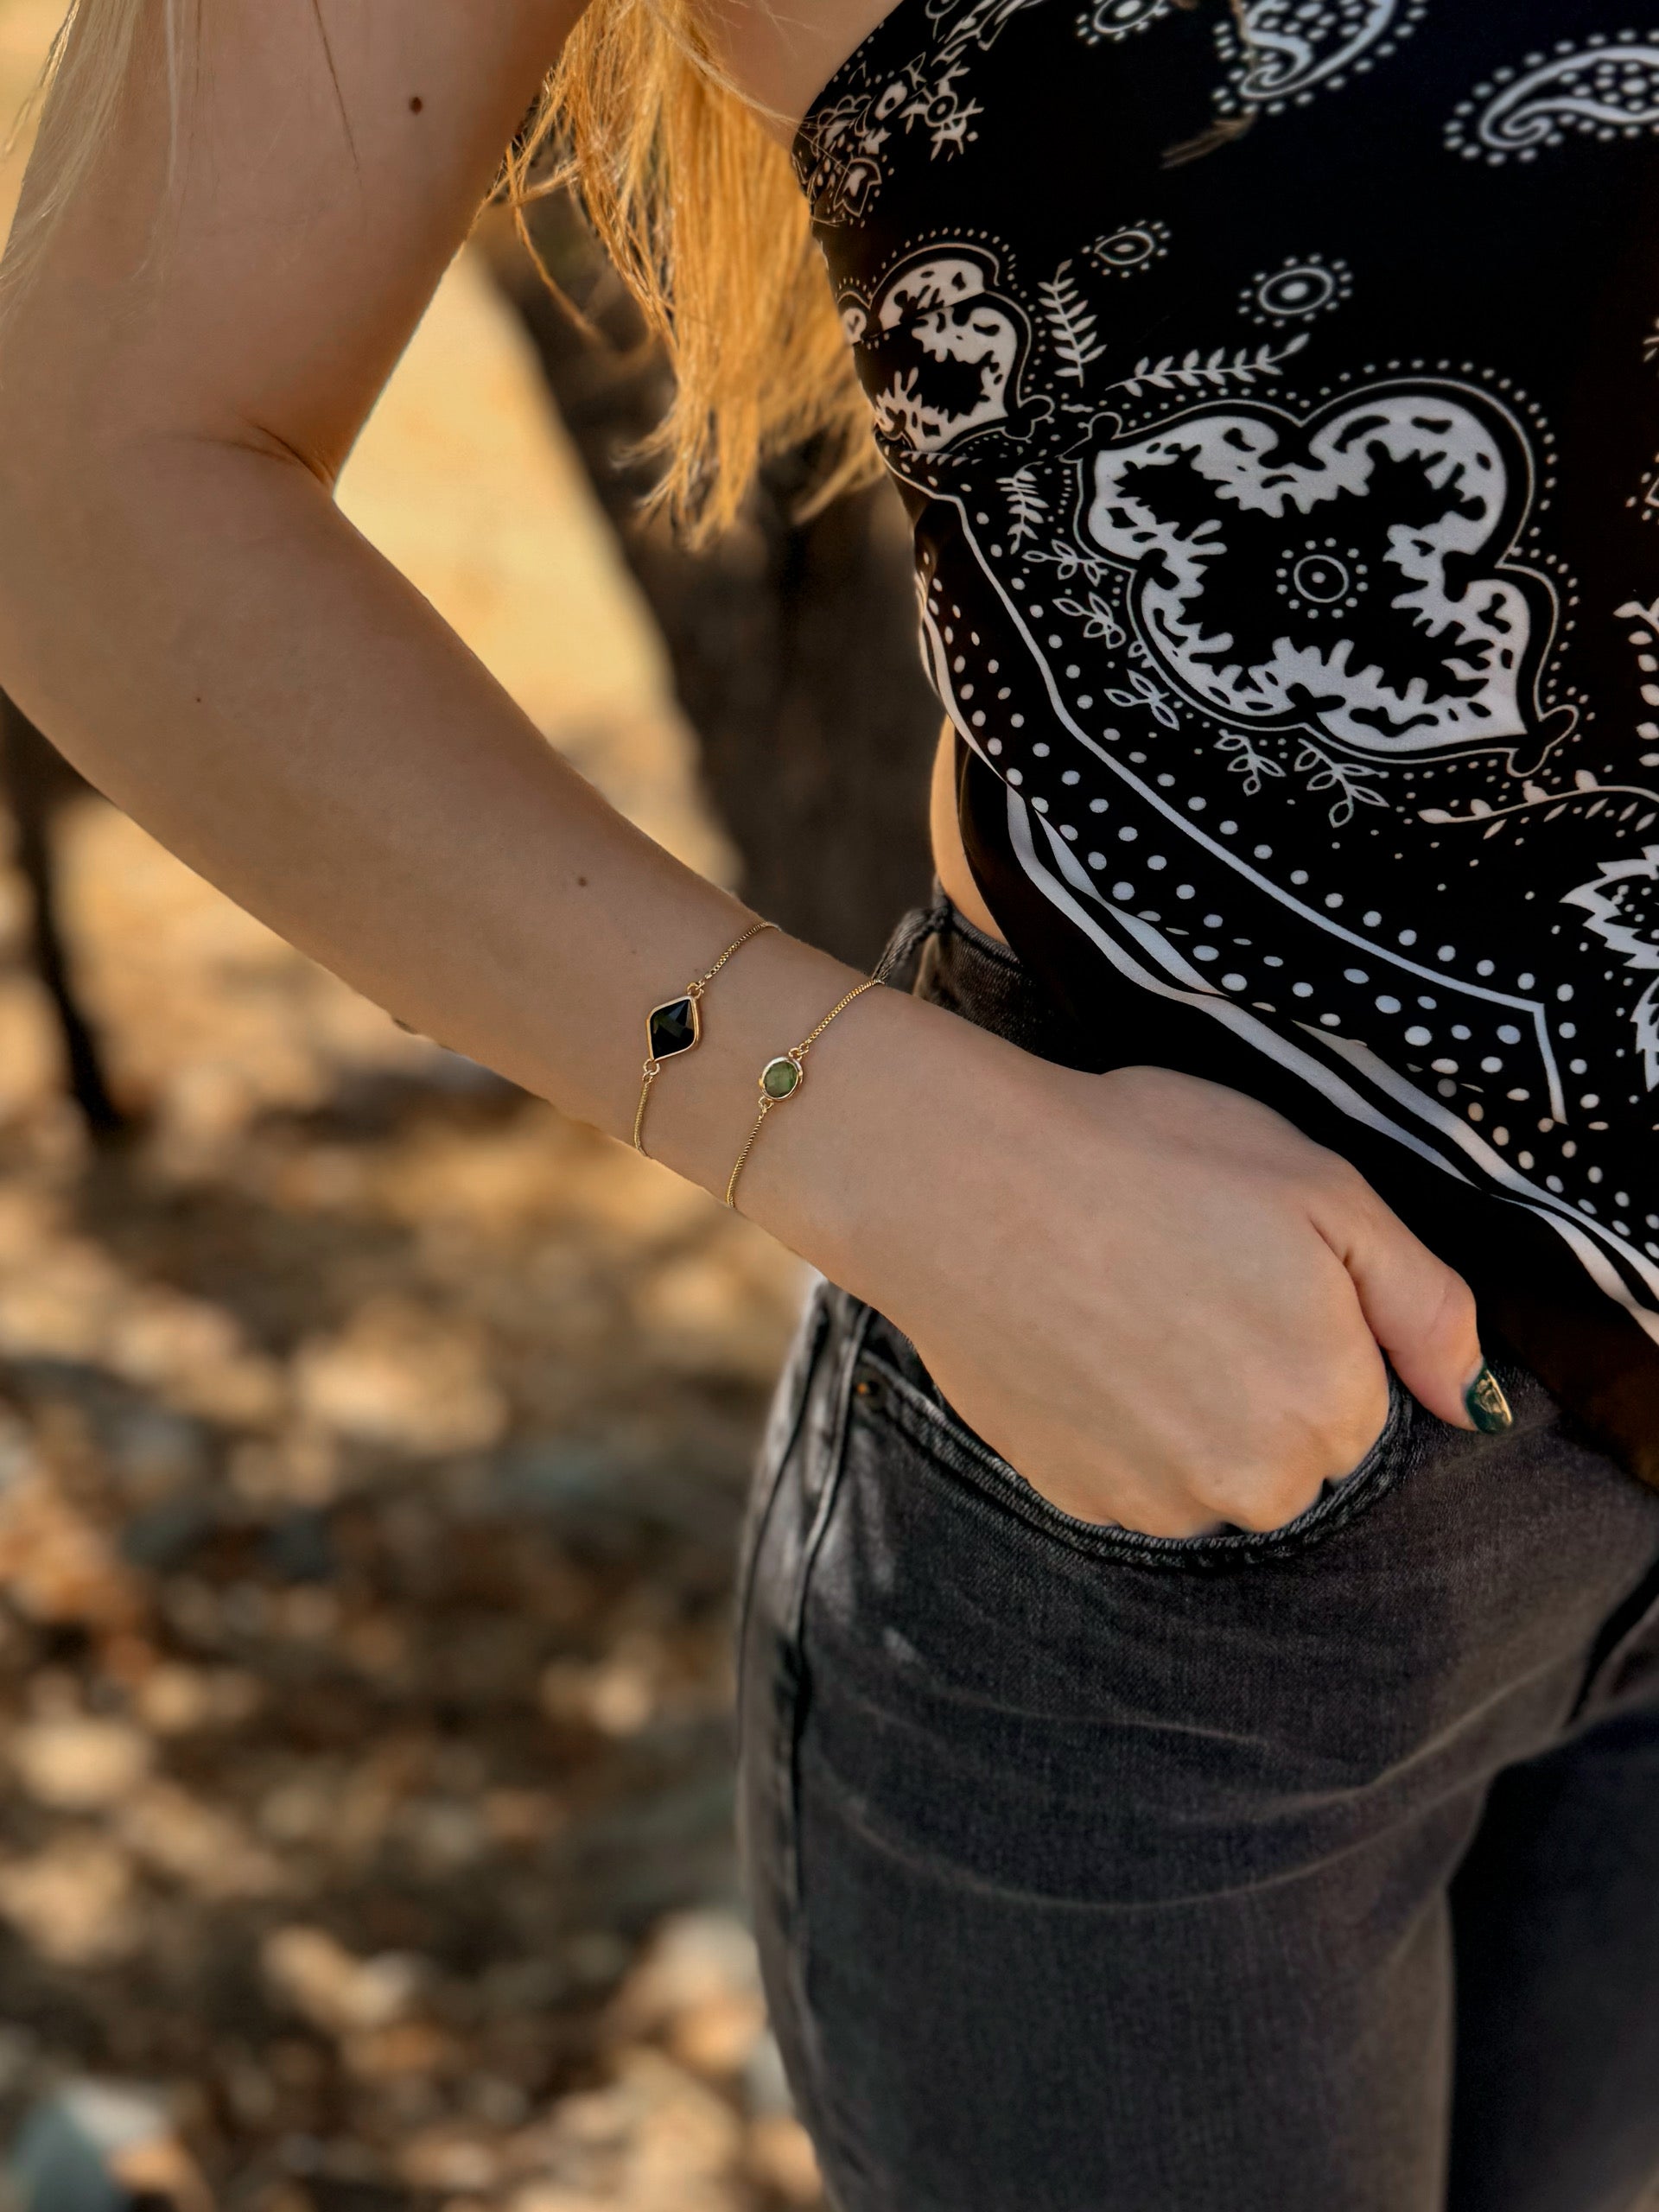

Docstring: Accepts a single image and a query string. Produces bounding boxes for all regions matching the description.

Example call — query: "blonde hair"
[13,0,879,541]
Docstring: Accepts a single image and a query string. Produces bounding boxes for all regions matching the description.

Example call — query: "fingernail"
[1465,1363,1514,1434]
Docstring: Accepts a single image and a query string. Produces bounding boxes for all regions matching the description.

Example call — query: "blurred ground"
[0,795,817,2212]
[0,8,818,2207]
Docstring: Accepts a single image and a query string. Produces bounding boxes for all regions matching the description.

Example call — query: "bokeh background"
[0,7,942,2205]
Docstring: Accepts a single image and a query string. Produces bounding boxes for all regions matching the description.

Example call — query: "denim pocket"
[850,1319,1417,1572]
[733,1275,836,1700]
[734,1285,874,2174]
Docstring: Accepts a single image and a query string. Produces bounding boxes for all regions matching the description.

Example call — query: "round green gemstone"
[761,1056,802,1100]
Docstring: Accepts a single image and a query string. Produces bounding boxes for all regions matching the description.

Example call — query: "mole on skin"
[409,94,423,113]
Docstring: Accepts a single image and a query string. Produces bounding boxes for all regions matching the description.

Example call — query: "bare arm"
[0,0,857,1168]
[0,0,1490,1539]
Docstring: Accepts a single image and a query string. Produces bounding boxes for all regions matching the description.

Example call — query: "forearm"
[0,430,761,1126]
[0,427,994,1287]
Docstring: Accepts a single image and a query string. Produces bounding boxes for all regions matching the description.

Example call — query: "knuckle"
[1237,1480,1319,1534]
[1300,1149,1371,1214]
[1184,1464,1243,1522]
[1190,1395,1383,1533]
[1323,1418,1384,1481]
[1332,1166,1389,1228]
[1427,1270,1479,1349]
[1309,1377,1389,1474]
[1191,1459,1317,1535]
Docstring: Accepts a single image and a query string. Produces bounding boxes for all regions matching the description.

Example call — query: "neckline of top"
[790,0,931,164]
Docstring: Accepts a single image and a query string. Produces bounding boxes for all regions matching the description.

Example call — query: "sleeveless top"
[792,0,1659,1481]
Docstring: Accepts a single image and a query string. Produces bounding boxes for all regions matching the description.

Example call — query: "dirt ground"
[0,794,817,2212]
[0,8,820,2206]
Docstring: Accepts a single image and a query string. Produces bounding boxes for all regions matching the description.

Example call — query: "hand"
[861,1053,1490,1540]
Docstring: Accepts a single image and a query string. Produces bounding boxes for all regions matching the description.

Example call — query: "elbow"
[0,349,125,696]
[0,332,201,718]
[0,318,133,563]
[0,335,313,683]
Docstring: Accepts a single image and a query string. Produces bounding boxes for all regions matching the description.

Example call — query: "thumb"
[1312,1185,1510,1433]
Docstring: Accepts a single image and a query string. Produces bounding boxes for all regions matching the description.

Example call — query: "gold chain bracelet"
[724,976,883,1211]
[632,919,779,1158]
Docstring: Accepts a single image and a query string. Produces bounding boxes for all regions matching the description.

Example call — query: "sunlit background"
[0,5,938,2204]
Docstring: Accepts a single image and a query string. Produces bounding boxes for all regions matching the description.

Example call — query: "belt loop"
[870,896,945,992]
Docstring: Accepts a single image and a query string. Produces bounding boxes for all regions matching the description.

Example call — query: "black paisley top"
[793,0,1659,1476]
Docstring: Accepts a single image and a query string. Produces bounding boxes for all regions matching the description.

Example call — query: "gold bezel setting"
[760,1054,803,1100]
[645,992,702,1065]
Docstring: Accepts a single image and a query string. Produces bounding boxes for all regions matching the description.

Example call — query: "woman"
[3,0,1657,2204]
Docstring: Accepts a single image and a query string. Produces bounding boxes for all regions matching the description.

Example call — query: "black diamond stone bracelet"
[631,921,779,1158]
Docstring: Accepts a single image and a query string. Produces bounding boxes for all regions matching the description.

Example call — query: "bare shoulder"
[3,0,582,474]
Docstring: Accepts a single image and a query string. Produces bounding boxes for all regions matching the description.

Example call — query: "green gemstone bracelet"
[723,976,883,1211]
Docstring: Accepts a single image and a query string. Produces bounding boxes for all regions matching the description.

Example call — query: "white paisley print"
[1084,387,1567,762]
[1075,0,1172,46]
[1214,0,1428,114]
[798,0,1427,224]
[795,0,1046,223]
[795,0,1659,1408]
[1447,34,1659,163]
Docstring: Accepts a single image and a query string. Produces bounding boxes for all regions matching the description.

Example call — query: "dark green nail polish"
[1465,1364,1514,1433]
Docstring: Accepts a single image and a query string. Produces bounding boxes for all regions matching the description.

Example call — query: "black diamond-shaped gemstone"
[648,995,698,1059]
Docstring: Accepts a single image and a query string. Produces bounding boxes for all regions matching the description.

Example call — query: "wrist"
[703,967,1044,1318]
[632,926,873,1205]
[628,918,1065,1321]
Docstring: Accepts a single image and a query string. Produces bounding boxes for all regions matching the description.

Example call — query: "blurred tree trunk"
[476,198,942,972]
[0,694,125,1136]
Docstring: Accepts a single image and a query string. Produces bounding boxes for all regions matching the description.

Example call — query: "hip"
[734,1269,1659,2208]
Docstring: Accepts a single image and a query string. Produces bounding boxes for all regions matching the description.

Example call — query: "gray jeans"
[735,898,1659,2212]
